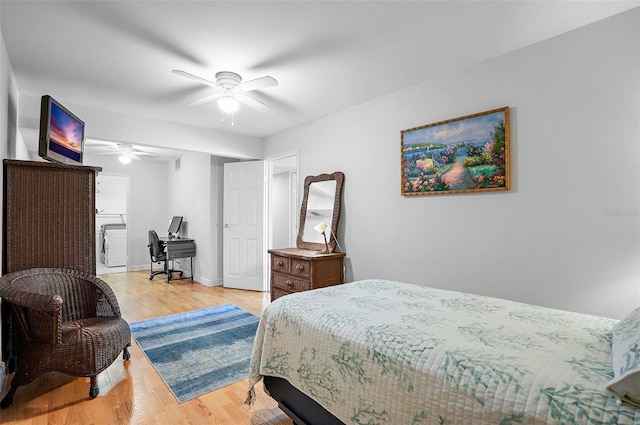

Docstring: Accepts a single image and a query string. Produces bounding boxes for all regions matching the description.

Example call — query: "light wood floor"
[0,271,292,425]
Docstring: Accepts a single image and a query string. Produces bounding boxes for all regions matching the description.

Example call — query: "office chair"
[148,230,183,281]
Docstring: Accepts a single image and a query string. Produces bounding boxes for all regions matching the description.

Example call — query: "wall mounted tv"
[38,95,85,165]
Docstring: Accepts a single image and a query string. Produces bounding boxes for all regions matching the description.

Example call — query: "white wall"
[210,156,238,286]
[163,152,237,286]
[84,153,169,270]
[0,6,32,379]
[166,151,213,284]
[265,9,640,319]
[0,14,30,273]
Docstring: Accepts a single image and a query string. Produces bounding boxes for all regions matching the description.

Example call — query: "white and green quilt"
[247,280,640,424]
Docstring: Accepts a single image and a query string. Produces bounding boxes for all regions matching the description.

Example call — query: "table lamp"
[314,222,331,254]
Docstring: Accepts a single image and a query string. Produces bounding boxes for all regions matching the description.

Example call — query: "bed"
[247,279,640,425]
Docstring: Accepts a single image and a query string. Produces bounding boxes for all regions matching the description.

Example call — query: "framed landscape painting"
[401,106,510,196]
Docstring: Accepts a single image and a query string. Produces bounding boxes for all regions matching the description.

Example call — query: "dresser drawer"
[271,255,290,273]
[271,287,292,302]
[290,258,311,278]
[272,272,312,293]
[268,248,346,302]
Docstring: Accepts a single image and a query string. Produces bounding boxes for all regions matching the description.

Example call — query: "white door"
[223,161,266,291]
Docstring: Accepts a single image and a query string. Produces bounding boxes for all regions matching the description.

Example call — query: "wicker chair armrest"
[0,285,63,312]
[77,271,123,318]
[0,283,63,346]
[0,268,124,347]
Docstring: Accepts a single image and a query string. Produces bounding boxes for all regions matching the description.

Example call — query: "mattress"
[247,279,640,424]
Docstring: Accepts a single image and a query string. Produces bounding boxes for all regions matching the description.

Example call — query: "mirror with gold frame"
[297,171,345,252]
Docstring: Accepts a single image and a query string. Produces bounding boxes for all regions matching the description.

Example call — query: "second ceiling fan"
[172,70,278,113]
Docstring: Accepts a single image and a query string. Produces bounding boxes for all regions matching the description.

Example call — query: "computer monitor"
[168,216,183,238]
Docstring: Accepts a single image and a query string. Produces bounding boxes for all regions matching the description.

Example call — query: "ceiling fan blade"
[237,93,271,111]
[172,69,218,88]
[239,76,278,92]
[86,139,118,147]
[187,92,223,106]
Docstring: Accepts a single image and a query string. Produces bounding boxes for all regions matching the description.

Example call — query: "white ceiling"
[2,1,638,159]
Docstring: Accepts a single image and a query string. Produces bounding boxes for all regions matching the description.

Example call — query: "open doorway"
[268,153,299,252]
[265,152,298,296]
[95,174,129,275]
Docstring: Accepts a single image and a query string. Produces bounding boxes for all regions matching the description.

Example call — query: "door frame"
[265,151,299,287]
[95,173,130,273]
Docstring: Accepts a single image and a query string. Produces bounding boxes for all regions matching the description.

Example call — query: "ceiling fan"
[172,70,278,113]
[87,141,157,164]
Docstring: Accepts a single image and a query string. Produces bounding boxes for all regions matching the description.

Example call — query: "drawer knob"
[276,261,284,267]
[286,280,294,288]
[296,264,305,272]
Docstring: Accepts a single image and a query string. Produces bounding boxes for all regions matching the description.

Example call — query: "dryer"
[100,223,127,267]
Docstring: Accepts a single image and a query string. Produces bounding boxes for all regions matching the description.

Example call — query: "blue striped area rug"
[130,303,260,403]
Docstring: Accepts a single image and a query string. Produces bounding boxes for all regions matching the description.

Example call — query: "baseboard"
[196,276,222,287]
[121,264,222,287]
[124,265,222,287]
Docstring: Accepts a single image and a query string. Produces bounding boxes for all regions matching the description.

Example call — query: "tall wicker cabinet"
[1,159,101,371]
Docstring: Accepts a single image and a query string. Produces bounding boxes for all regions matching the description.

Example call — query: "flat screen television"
[38,95,85,165]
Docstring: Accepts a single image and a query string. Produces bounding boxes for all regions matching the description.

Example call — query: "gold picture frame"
[401,107,510,196]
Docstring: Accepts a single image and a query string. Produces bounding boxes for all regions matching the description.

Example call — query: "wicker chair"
[0,268,131,408]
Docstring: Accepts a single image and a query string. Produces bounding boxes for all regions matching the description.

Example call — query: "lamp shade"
[314,222,328,235]
[313,222,331,254]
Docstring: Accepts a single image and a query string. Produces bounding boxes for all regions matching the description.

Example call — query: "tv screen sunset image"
[49,102,83,153]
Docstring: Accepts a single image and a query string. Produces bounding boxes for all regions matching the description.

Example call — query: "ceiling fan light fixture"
[175,69,277,112]
[119,153,132,164]
[218,95,239,114]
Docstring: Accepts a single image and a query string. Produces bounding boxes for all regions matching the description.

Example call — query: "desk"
[159,237,196,281]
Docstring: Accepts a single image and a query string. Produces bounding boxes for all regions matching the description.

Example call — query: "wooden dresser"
[269,248,346,301]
